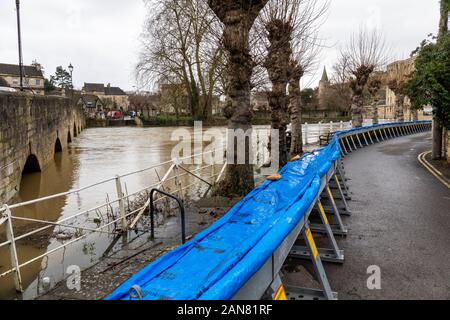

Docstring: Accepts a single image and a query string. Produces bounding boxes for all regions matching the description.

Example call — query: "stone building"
[82,83,129,111]
[384,57,416,120]
[0,63,45,95]
[313,66,351,118]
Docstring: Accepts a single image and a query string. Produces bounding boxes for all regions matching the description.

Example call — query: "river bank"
[35,196,240,300]
[86,115,352,128]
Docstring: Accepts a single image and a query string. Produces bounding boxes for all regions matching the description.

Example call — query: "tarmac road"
[287,132,450,300]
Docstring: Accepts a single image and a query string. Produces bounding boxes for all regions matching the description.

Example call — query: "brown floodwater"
[0,126,229,299]
[0,123,337,300]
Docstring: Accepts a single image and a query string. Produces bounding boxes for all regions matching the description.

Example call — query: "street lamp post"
[68,63,74,99]
[15,0,24,91]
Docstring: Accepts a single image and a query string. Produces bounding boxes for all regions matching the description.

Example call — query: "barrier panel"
[107,121,431,301]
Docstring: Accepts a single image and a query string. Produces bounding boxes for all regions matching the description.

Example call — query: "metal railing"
[0,149,228,293]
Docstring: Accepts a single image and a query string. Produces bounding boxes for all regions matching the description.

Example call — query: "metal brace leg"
[339,139,349,155]
[362,132,369,146]
[290,202,344,264]
[350,135,358,150]
[356,134,363,148]
[390,127,396,138]
[333,174,351,214]
[374,130,380,143]
[326,185,348,234]
[345,137,353,152]
[336,165,350,195]
[379,129,385,141]
[385,128,391,138]
[367,131,374,144]
[285,224,337,300]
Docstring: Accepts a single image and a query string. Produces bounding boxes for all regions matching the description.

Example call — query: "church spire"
[320,66,329,83]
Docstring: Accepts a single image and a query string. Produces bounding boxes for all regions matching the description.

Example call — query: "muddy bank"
[35,196,240,300]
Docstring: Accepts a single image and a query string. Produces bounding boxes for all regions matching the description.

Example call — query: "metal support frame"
[310,183,348,236]
[284,224,337,300]
[350,135,358,150]
[290,202,344,264]
[362,132,369,146]
[374,130,381,143]
[339,139,349,155]
[2,205,23,292]
[356,134,363,148]
[345,137,353,152]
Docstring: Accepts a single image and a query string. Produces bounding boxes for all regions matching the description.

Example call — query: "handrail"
[149,188,186,244]
[0,147,226,212]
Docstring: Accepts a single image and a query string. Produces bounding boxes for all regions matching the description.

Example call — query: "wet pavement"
[286,132,450,299]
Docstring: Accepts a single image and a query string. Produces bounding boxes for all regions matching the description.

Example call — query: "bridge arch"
[22,154,41,174]
[55,137,63,153]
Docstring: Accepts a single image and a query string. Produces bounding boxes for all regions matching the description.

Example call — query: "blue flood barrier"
[106,121,428,300]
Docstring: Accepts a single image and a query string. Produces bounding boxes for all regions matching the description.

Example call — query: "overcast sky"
[0,0,440,91]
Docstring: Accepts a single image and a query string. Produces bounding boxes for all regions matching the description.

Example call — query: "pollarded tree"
[256,0,328,163]
[340,29,387,128]
[207,0,269,197]
[288,0,327,156]
[367,73,384,125]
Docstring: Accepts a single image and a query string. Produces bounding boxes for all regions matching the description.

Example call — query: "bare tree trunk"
[350,66,373,128]
[432,0,448,159]
[394,94,405,122]
[412,109,419,121]
[372,101,379,125]
[265,20,292,167]
[351,91,364,128]
[208,0,268,196]
[289,65,303,155]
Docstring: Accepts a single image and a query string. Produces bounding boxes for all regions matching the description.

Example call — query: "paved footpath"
[288,132,450,299]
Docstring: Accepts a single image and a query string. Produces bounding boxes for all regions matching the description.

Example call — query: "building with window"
[0,63,45,95]
[82,83,130,111]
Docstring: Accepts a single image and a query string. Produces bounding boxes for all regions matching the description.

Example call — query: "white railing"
[0,149,228,293]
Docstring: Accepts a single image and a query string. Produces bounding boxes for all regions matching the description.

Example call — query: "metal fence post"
[174,164,183,201]
[318,121,322,139]
[2,205,23,292]
[115,175,128,232]
[304,123,309,145]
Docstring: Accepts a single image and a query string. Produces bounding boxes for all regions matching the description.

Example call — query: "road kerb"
[418,151,450,189]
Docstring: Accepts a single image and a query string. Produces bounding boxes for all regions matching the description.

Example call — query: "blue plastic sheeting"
[106,122,427,301]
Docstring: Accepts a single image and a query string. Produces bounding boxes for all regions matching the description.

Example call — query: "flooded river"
[0,124,339,299]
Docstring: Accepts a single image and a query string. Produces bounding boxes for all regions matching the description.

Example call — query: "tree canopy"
[405,34,450,129]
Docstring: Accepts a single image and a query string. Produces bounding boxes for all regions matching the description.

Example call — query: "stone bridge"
[0,92,85,204]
